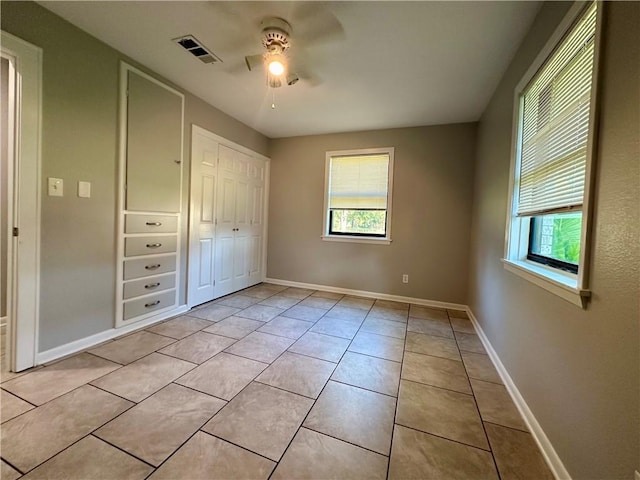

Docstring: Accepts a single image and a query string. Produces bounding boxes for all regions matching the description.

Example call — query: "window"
[323,148,394,244]
[504,1,600,307]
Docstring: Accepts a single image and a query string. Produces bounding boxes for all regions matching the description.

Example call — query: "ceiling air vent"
[173,35,222,64]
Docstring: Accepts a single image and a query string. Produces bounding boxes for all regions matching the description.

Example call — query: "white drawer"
[123,255,176,280]
[123,273,176,300]
[125,235,177,257]
[123,289,176,320]
[125,214,178,234]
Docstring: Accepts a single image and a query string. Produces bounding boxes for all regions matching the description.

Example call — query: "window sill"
[321,235,391,245]
[502,258,590,308]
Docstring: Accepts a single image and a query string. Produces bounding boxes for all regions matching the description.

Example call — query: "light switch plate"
[78,181,91,198]
[48,177,63,197]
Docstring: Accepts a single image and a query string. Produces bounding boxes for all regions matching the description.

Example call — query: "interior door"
[214,167,237,298]
[232,163,250,290]
[188,128,217,307]
[248,159,265,284]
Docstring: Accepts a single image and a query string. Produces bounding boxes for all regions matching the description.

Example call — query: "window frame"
[527,215,580,275]
[322,147,394,245]
[503,1,603,308]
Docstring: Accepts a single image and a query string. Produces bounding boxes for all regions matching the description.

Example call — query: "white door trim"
[1,31,42,372]
[187,125,270,308]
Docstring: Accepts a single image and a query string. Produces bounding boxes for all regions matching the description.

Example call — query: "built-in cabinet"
[116,65,184,327]
[116,66,268,328]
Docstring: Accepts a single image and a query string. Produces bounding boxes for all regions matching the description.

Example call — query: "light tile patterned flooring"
[0,283,554,479]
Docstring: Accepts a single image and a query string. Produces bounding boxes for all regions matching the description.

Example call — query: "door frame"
[187,125,270,308]
[1,31,42,372]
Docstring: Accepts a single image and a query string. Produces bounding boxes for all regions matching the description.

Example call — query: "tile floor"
[0,283,554,479]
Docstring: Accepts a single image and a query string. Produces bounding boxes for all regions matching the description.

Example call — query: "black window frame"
[527,217,579,274]
[328,208,387,238]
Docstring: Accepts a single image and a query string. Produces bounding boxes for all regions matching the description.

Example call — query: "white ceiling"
[39,1,542,138]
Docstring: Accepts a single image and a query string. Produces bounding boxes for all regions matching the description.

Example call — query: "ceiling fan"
[244,17,299,88]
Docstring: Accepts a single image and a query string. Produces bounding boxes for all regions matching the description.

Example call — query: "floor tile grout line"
[482,419,531,435]
[145,319,220,341]
[451,311,503,479]
[0,456,24,475]
[169,381,230,404]
[386,309,410,480]
[199,430,280,465]
[399,376,474,397]
[0,385,39,408]
[343,347,402,364]
[392,421,494,454]
[89,433,158,470]
[89,382,144,405]
[328,377,399,400]
[216,350,270,367]
[277,348,340,365]
[301,424,392,458]
[251,378,322,401]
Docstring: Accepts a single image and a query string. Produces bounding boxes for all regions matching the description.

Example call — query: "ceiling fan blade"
[245,54,264,72]
[288,5,345,46]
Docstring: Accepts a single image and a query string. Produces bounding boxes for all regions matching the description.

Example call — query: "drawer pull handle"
[146,222,162,226]
[145,264,161,270]
[145,282,161,289]
[145,300,161,308]
[146,243,162,248]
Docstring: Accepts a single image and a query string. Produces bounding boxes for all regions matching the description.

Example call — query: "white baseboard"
[36,305,189,365]
[265,277,467,311]
[466,308,571,480]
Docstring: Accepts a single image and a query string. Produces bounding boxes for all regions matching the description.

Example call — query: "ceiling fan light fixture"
[267,55,286,76]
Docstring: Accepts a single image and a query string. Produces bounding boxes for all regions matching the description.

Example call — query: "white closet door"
[214,164,237,298]
[189,136,267,301]
[248,159,265,284]
[232,175,250,290]
[188,129,218,306]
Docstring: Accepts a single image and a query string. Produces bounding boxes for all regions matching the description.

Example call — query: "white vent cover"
[173,35,221,64]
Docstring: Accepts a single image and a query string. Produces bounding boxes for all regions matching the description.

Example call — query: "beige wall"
[268,124,476,304]
[0,1,269,351]
[468,2,639,478]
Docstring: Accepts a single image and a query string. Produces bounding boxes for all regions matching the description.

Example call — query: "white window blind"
[517,2,597,217]
[328,154,389,209]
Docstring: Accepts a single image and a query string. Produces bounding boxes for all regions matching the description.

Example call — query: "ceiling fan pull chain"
[271,88,276,109]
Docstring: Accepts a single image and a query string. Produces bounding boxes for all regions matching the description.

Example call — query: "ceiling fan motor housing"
[261,17,292,53]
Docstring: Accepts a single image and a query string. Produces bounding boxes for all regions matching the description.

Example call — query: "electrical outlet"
[402,274,409,284]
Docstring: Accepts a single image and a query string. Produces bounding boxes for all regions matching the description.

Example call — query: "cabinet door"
[126,71,182,213]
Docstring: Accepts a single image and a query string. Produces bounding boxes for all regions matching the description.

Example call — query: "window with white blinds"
[328,154,389,210]
[323,148,394,242]
[516,1,597,217]
[504,1,601,305]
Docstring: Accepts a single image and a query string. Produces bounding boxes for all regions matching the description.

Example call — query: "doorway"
[1,31,42,372]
